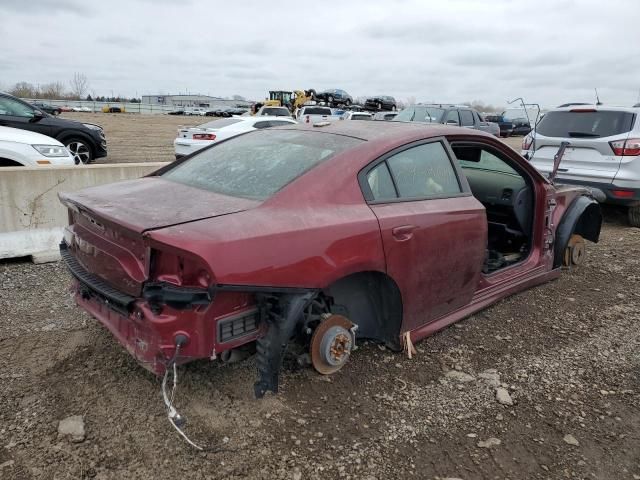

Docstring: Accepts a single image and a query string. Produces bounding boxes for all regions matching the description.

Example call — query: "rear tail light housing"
[192,133,216,141]
[610,189,635,198]
[610,138,640,156]
[522,135,533,150]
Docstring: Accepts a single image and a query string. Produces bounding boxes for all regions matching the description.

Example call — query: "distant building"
[141,94,250,108]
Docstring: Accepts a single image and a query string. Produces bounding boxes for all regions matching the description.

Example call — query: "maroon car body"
[59,122,601,397]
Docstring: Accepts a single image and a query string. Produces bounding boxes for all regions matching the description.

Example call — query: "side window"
[460,110,475,126]
[445,110,460,125]
[253,121,271,129]
[0,96,35,118]
[386,142,461,198]
[366,162,397,201]
[474,111,484,123]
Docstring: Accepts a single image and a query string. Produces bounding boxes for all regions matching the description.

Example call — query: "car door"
[360,139,487,331]
[0,95,52,136]
[459,109,475,129]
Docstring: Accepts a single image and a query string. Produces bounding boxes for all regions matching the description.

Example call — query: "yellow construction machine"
[260,89,316,112]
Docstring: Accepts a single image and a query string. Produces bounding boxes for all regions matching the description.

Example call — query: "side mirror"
[29,110,45,123]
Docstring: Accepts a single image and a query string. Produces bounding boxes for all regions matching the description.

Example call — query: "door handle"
[392,225,416,241]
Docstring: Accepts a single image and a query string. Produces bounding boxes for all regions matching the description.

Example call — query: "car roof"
[274,119,490,144]
[549,105,640,113]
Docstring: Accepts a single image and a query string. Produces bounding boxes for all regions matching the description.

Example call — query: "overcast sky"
[1,0,639,108]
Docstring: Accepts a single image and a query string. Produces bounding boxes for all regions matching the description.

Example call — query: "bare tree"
[467,100,504,114]
[231,94,246,101]
[9,82,37,98]
[70,72,89,100]
[405,96,416,106]
[41,82,67,99]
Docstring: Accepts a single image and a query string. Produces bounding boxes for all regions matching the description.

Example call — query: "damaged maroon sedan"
[59,122,601,398]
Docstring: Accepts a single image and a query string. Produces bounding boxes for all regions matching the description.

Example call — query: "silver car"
[521,105,640,226]
[393,104,501,136]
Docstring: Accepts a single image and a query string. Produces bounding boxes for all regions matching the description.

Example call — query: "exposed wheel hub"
[310,314,355,375]
[564,234,586,266]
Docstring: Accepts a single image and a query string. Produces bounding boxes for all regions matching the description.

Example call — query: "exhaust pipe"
[220,348,252,364]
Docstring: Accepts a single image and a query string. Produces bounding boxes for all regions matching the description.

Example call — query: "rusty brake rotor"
[310,314,355,375]
[563,234,586,266]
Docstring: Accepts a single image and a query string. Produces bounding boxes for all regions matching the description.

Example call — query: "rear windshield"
[198,118,243,129]
[302,107,332,115]
[163,130,363,200]
[537,111,635,138]
[351,114,371,120]
[394,106,444,123]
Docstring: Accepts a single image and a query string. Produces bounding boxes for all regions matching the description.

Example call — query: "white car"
[184,107,208,116]
[341,111,373,121]
[71,106,91,112]
[0,126,75,166]
[174,116,297,159]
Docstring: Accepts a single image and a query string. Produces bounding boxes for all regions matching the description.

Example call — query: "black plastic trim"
[59,242,135,310]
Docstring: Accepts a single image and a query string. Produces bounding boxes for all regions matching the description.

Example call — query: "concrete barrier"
[0,163,168,262]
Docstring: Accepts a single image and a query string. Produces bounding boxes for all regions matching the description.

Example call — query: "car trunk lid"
[60,177,260,296]
[529,109,635,183]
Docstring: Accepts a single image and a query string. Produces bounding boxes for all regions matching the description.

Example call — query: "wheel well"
[58,133,95,156]
[0,158,23,167]
[573,203,602,243]
[554,198,602,267]
[323,271,403,351]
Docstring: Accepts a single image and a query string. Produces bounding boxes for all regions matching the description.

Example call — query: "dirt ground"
[61,112,203,163]
[1,115,638,479]
[60,112,525,164]
[1,207,639,479]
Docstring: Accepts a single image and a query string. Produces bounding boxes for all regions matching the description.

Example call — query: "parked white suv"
[0,126,75,166]
[522,105,640,226]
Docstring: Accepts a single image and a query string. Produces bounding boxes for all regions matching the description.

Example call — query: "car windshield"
[163,130,363,200]
[536,111,635,138]
[197,118,243,129]
[393,106,444,123]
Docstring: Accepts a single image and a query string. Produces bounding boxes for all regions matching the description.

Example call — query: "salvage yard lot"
[1,212,639,479]
[62,112,525,164]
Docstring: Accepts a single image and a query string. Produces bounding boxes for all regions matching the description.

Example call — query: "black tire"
[328,95,334,106]
[64,138,93,165]
[345,99,352,106]
[629,206,640,227]
[392,105,397,111]
[377,102,382,110]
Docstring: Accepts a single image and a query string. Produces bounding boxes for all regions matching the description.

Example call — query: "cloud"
[0,0,90,15]
[97,35,142,48]
[1,0,639,107]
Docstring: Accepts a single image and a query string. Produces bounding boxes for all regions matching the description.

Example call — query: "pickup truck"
[295,106,341,124]
[484,114,514,137]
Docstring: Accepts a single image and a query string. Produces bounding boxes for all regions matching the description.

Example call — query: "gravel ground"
[1,207,638,479]
[59,112,526,164]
